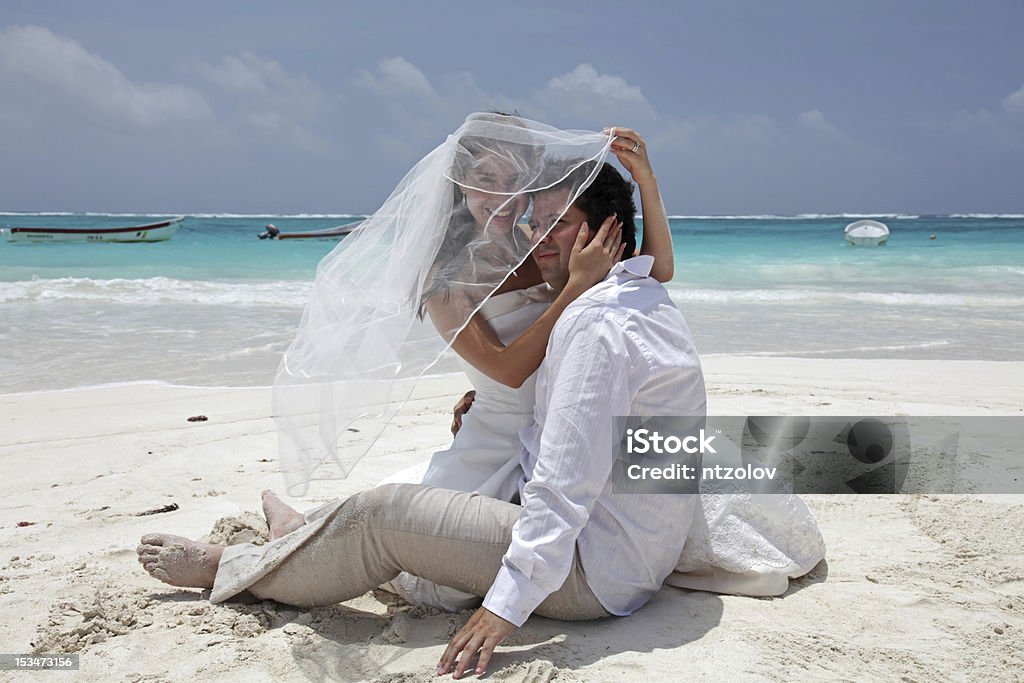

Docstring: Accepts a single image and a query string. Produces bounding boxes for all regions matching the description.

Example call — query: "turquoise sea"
[2,213,1023,393]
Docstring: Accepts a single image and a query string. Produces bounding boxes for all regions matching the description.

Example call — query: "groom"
[138,163,706,679]
[438,162,706,673]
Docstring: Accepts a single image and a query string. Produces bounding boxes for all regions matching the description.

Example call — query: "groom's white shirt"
[483,255,706,626]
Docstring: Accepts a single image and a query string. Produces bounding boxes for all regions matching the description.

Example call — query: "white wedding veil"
[275,113,611,494]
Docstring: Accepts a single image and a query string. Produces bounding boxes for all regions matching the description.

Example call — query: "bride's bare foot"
[136,534,222,588]
[262,490,306,540]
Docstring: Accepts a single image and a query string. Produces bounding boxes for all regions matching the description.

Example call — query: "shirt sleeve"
[483,305,638,626]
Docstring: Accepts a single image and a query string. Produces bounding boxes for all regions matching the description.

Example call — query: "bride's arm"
[608,127,675,283]
[425,216,623,389]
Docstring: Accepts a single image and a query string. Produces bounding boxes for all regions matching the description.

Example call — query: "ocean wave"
[0,212,185,218]
[947,214,1024,219]
[0,378,261,397]
[186,213,368,219]
[664,213,920,220]
[846,291,1023,307]
[4,276,1021,310]
[796,213,920,220]
[665,214,795,220]
[665,287,815,303]
[0,212,81,217]
[664,285,1023,307]
[973,265,1024,276]
[0,212,368,219]
[711,340,954,357]
[0,277,312,306]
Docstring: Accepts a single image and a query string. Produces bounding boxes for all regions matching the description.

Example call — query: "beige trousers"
[210,483,609,621]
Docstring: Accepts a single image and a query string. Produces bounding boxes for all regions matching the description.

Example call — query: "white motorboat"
[1,217,184,243]
[844,219,889,246]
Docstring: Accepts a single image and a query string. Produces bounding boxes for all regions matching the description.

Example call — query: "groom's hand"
[437,606,515,678]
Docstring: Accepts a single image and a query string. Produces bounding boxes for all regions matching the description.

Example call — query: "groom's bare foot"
[137,534,222,588]
[262,490,305,540]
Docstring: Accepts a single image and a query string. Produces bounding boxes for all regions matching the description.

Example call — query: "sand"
[1,357,1023,681]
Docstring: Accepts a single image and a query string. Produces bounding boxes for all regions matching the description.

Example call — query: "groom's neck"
[545,275,570,293]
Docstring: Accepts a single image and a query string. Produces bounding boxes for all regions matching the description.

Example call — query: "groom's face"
[529,188,592,291]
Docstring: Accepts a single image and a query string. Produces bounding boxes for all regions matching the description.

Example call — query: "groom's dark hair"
[575,163,637,260]
[537,161,637,260]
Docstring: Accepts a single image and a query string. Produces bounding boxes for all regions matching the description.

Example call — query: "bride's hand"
[451,390,475,436]
[606,127,654,184]
[567,214,625,290]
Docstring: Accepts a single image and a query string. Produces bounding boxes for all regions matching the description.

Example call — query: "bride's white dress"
[382,285,554,501]
[380,284,826,608]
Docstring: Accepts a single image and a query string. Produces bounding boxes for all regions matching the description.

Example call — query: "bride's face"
[461,155,529,234]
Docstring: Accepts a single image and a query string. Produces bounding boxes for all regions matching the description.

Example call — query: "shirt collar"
[608,254,654,280]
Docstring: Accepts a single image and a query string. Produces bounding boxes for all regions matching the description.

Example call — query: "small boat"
[258,222,362,240]
[1,217,184,243]
[844,219,889,246]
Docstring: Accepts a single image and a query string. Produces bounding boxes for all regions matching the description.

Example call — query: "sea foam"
[664,285,1024,307]
[0,277,312,306]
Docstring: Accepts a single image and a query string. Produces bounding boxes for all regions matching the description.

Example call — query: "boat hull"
[2,217,183,243]
[845,234,888,246]
[259,221,361,240]
[277,226,357,239]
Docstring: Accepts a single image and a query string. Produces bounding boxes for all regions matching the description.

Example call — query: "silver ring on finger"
[630,141,640,153]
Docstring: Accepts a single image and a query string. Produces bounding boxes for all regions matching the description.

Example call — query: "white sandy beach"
[2,356,1023,681]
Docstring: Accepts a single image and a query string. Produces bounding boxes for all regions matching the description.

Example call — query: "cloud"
[357,57,437,98]
[944,108,1024,151]
[1002,83,1024,116]
[793,108,884,162]
[547,64,650,106]
[357,58,523,116]
[798,109,839,135]
[197,52,322,117]
[355,59,654,129]
[536,63,657,125]
[718,114,781,147]
[347,58,917,212]
[0,25,210,129]
[351,57,532,164]
[196,51,325,150]
[351,58,790,178]
[921,83,1024,156]
[243,111,325,152]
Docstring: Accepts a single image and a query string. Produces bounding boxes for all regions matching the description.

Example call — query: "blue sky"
[1,1,1022,214]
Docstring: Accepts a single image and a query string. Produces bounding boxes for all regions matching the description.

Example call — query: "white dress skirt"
[379,284,826,608]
